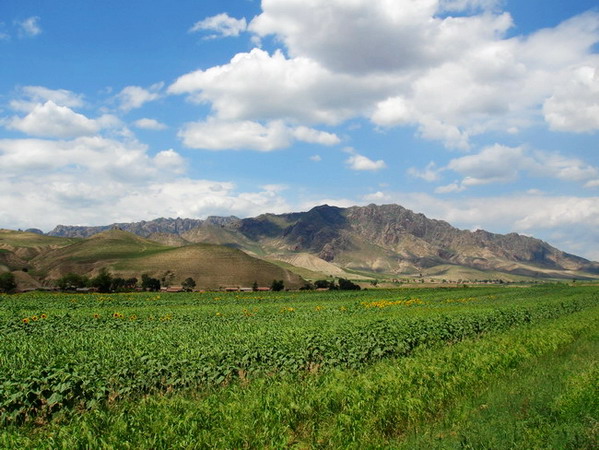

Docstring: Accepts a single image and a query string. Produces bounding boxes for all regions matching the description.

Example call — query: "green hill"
[30,229,304,289]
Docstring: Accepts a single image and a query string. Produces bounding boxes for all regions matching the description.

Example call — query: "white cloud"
[189,13,247,38]
[0,135,291,231]
[447,144,526,185]
[408,162,443,182]
[10,86,85,112]
[362,191,391,202]
[310,155,322,162]
[543,64,599,132]
[292,126,340,146]
[133,118,167,130]
[179,119,292,151]
[439,0,502,12]
[585,180,599,188]
[116,84,163,112]
[0,137,176,181]
[153,149,185,174]
[434,182,465,194]
[17,16,41,38]
[416,144,599,191]
[346,153,386,171]
[168,48,391,125]
[243,2,599,147]
[7,101,102,138]
[178,118,341,151]
[250,0,512,75]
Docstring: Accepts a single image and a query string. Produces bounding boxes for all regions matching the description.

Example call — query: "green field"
[1,285,597,448]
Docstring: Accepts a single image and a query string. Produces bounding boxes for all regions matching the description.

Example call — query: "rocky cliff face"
[46,204,599,278]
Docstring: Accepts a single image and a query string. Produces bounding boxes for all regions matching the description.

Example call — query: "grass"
[0,285,599,449]
[399,318,598,449]
[0,230,76,249]
[0,288,597,448]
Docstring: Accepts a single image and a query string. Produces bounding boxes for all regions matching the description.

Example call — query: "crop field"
[1,285,598,448]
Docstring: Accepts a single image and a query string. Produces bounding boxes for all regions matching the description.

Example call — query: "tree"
[56,273,89,290]
[110,277,127,292]
[271,279,285,291]
[125,277,138,290]
[338,278,361,291]
[141,274,161,291]
[0,272,16,293]
[91,268,113,293]
[252,281,259,291]
[182,277,196,292]
[314,279,333,289]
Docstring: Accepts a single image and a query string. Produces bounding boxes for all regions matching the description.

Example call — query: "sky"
[1,0,599,260]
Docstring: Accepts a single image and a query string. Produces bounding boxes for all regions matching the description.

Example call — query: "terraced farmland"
[1,285,597,447]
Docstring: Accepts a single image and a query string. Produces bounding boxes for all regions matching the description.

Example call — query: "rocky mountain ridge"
[47,204,599,280]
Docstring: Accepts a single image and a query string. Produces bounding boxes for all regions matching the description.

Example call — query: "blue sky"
[1,0,598,260]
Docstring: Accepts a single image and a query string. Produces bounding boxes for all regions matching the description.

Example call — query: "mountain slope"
[46,204,599,280]
[27,229,304,289]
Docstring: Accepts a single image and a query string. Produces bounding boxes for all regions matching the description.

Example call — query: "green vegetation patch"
[0,285,597,447]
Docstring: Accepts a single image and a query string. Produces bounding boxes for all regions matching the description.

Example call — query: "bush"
[0,272,16,293]
[182,277,196,292]
[271,280,285,291]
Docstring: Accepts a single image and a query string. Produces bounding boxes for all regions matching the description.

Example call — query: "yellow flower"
[22,317,30,324]
[31,315,38,321]
[40,314,47,319]
[93,313,100,319]
[129,315,137,321]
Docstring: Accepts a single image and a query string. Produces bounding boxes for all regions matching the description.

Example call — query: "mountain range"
[41,203,598,282]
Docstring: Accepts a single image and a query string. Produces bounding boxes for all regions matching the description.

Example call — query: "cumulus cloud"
[7,101,104,138]
[0,137,174,180]
[178,118,340,151]
[434,182,466,194]
[345,149,386,171]
[292,126,340,146]
[189,13,247,38]
[178,119,292,151]
[116,83,163,112]
[447,144,526,185]
[153,149,185,173]
[133,118,167,130]
[543,65,599,132]
[245,2,599,147]
[415,145,599,191]
[249,0,512,75]
[408,162,443,182]
[169,48,392,125]
[17,16,41,38]
[0,135,290,230]
[10,86,85,112]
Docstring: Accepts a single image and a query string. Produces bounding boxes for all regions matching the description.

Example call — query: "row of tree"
[301,278,361,291]
[1,270,361,295]
[55,269,197,293]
